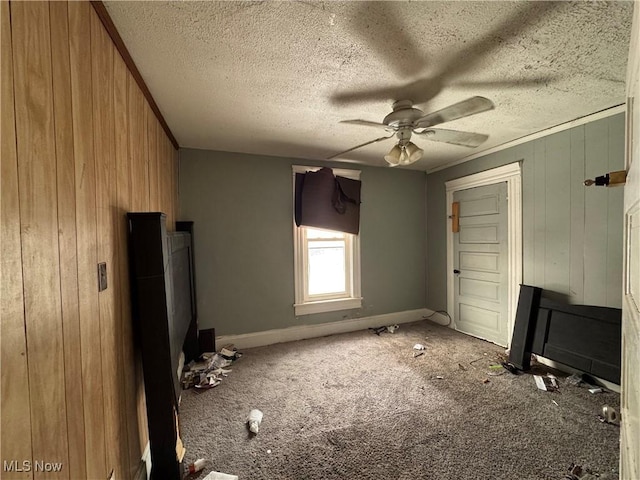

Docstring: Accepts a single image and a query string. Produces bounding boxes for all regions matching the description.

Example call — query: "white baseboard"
[216,308,443,349]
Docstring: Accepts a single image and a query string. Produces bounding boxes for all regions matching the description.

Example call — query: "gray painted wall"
[180,148,427,335]
[426,113,625,311]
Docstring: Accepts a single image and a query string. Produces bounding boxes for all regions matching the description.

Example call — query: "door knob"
[453,269,461,274]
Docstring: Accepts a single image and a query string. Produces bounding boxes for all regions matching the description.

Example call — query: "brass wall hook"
[584,170,627,187]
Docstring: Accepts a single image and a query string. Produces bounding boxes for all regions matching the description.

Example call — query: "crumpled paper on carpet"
[202,471,238,480]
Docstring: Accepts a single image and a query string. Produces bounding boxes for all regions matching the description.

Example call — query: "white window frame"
[292,165,362,315]
[302,227,352,302]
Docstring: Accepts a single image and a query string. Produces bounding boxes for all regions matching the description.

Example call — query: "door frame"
[620,1,639,476]
[445,162,522,346]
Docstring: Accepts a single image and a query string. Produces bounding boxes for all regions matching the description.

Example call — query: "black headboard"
[127,213,198,479]
[510,285,621,384]
[166,231,197,394]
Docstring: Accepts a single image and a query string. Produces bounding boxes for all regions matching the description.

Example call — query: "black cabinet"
[128,213,198,480]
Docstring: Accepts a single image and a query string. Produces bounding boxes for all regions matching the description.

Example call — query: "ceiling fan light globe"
[384,144,402,166]
[405,142,424,164]
[398,147,410,165]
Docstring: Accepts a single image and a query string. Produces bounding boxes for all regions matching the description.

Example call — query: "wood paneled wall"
[1,2,178,478]
[521,114,624,308]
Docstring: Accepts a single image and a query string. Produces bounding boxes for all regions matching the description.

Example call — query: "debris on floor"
[566,373,608,394]
[202,471,239,480]
[469,353,489,368]
[500,362,520,374]
[563,463,616,480]
[413,351,424,358]
[219,344,240,359]
[369,324,399,335]
[482,378,490,384]
[185,458,207,475]
[567,463,584,478]
[466,353,512,377]
[181,344,242,390]
[436,375,444,380]
[247,408,264,434]
[487,363,507,377]
[597,405,620,425]
[565,373,584,387]
[534,374,559,392]
[413,343,425,350]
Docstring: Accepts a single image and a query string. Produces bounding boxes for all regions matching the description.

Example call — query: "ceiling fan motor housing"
[383,100,424,128]
[331,96,493,161]
[395,127,413,145]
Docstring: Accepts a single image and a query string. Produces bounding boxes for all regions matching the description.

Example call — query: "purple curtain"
[294,167,361,235]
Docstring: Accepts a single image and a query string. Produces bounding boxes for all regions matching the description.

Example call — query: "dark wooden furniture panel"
[509,285,621,384]
[128,213,198,480]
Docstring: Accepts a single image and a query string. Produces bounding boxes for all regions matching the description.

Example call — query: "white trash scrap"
[247,408,264,434]
[202,472,239,480]
[181,345,242,390]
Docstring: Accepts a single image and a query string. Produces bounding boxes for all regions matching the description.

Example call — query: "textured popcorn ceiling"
[104,1,633,171]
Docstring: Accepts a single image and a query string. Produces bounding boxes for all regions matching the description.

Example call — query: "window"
[293,166,362,315]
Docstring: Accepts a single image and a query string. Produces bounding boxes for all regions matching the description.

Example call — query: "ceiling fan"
[328,96,494,167]
[331,2,561,107]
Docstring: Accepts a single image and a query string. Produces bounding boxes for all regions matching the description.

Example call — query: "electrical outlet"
[98,262,107,292]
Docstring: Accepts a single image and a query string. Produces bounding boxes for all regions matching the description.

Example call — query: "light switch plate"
[98,262,107,292]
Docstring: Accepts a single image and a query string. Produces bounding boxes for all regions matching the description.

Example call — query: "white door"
[621,3,640,477]
[453,182,509,346]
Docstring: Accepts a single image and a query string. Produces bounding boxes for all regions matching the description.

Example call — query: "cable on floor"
[424,309,452,327]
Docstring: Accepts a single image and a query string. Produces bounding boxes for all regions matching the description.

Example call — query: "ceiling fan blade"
[415,96,494,128]
[330,72,553,107]
[330,85,400,105]
[331,3,563,107]
[437,2,563,82]
[331,77,445,105]
[340,119,389,129]
[452,75,558,89]
[416,128,489,148]
[326,134,394,160]
[350,2,427,78]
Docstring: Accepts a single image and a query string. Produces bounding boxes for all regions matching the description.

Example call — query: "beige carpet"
[179,320,620,480]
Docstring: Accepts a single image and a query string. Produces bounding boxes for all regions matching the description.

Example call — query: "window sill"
[294,297,362,316]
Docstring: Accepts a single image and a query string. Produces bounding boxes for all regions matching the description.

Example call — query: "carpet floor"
[179,320,620,480]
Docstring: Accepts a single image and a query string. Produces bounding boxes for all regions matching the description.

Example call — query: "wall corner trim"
[215,309,442,349]
[90,1,179,150]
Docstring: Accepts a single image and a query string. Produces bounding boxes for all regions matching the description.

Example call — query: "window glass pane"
[308,240,346,295]
[306,227,345,240]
